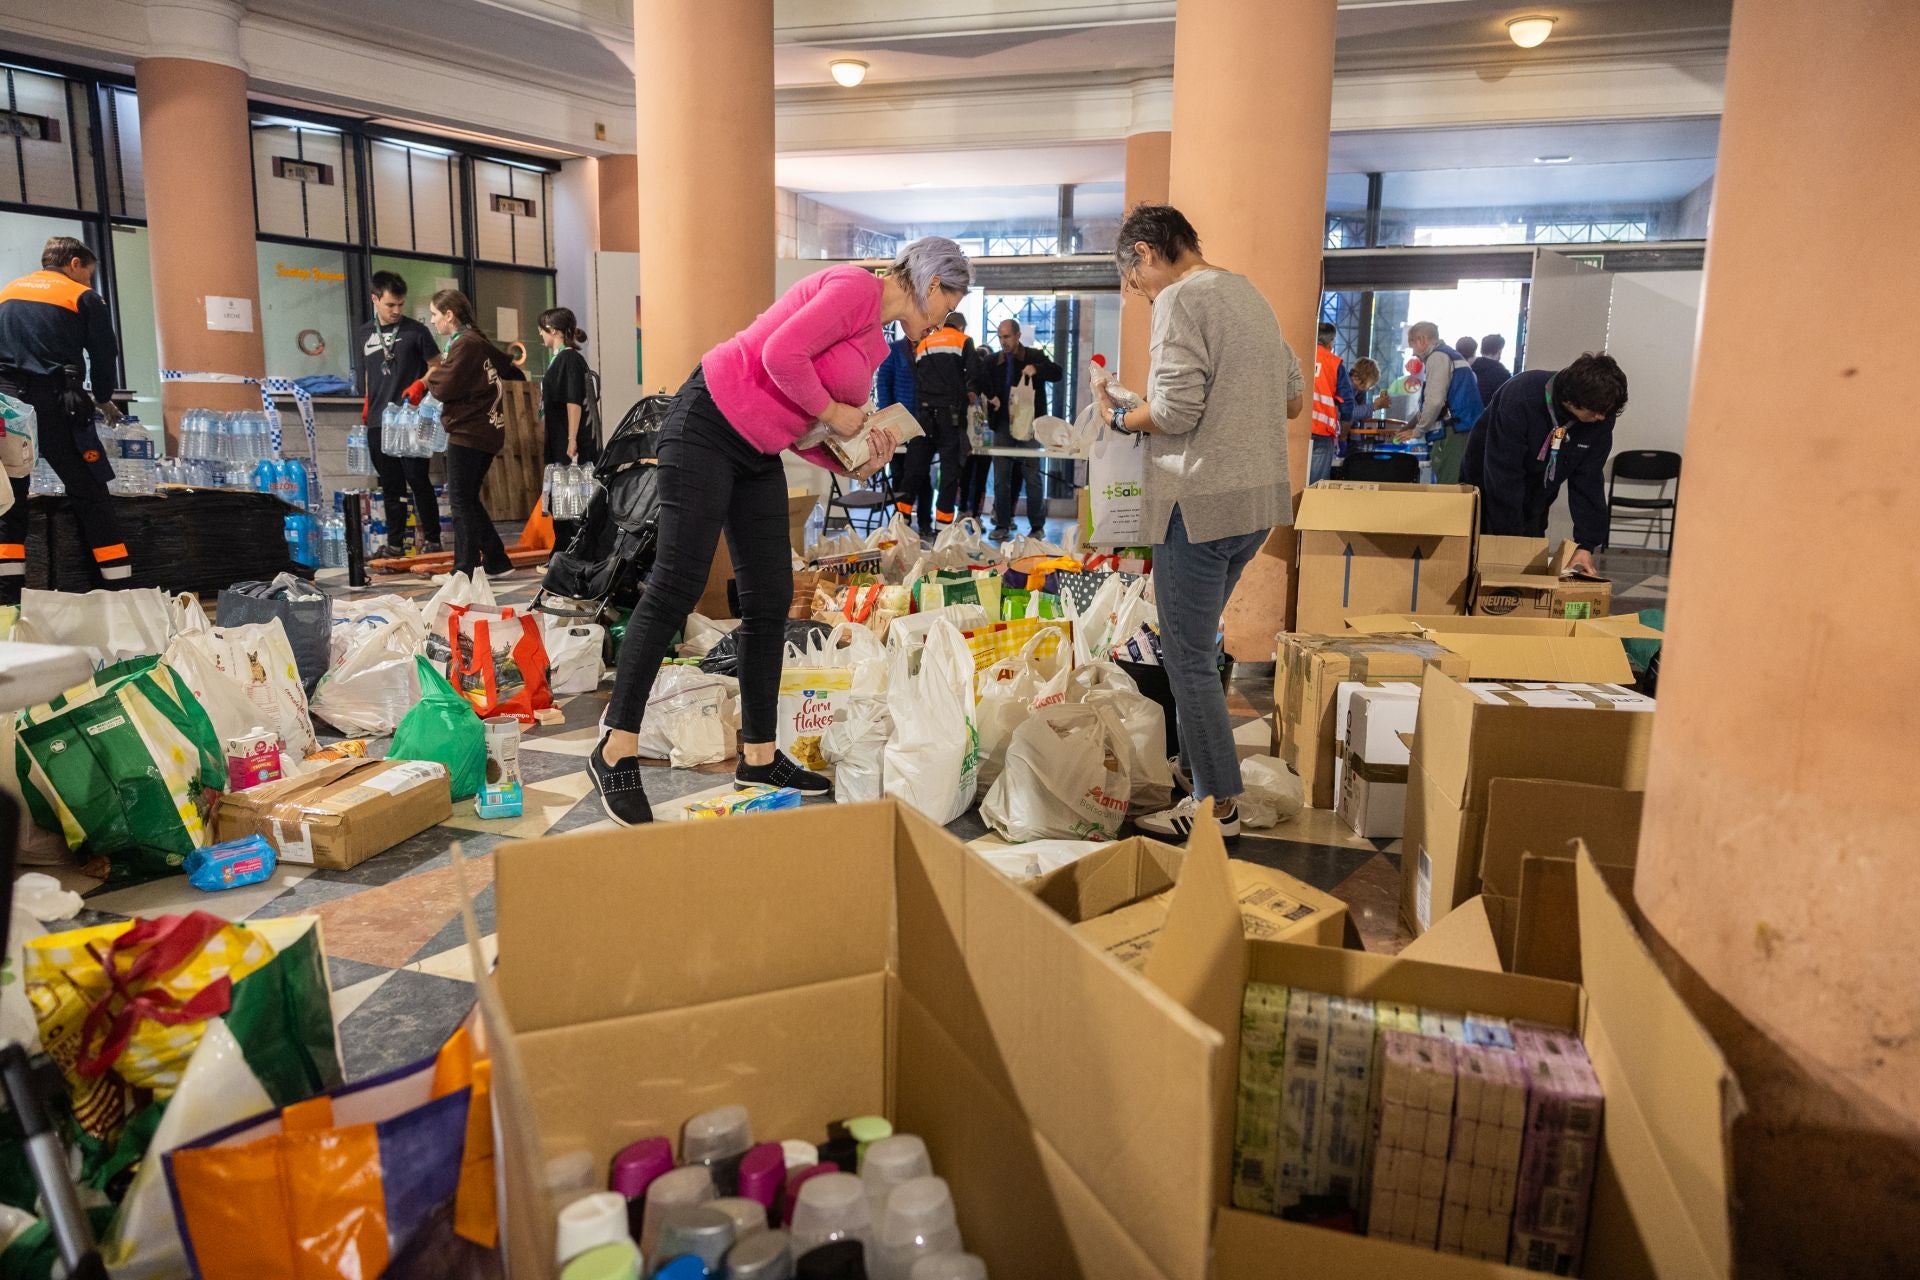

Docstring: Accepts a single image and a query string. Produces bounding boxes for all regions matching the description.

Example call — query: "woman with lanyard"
[537,307,597,547]
[423,289,524,578]
[589,238,971,826]
[1093,204,1303,841]
[1460,352,1630,577]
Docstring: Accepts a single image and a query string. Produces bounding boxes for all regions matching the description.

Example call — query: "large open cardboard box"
[1347,613,1659,684]
[470,802,1226,1280]
[1477,781,1644,982]
[1127,825,1737,1280]
[1403,670,1654,936]
[1272,633,1470,809]
[1471,537,1613,621]
[1294,483,1480,634]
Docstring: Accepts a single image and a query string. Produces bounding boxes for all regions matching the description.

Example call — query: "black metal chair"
[824,471,896,535]
[1606,450,1681,552]
[1337,451,1421,484]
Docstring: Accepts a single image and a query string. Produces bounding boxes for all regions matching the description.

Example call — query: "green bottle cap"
[559,1240,641,1280]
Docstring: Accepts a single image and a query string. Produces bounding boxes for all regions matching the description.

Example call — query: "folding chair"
[1606,450,1681,552]
[824,471,896,535]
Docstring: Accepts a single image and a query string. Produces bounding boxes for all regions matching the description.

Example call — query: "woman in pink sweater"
[591,237,971,824]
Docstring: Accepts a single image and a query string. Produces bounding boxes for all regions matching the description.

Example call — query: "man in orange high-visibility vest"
[0,235,131,601]
[1310,322,1358,485]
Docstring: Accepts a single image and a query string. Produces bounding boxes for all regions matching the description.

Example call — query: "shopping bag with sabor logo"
[13,656,225,882]
[980,701,1131,843]
[164,1024,495,1280]
[444,605,553,723]
[1087,425,1147,546]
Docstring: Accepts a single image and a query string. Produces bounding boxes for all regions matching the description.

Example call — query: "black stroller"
[534,393,670,621]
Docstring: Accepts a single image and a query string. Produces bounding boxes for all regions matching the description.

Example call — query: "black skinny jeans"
[606,369,792,744]
[445,443,512,576]
[0,371,128,588]
[367,421,441,549]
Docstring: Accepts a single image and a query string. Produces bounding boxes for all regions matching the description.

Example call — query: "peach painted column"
[1169,0,1336,651]
[1633,0,1920,1273]
[1118,78,1172,387]
[134,1,265,441]
[633,0,773,390]
[597,156,640,255]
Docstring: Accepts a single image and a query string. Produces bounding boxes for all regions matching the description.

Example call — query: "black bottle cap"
[795,1239,867,1280]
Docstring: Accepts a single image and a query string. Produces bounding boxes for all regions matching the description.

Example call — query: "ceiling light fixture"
[1533,154,1573,164]
[1506,16,1556,48]
[829,59,869,88]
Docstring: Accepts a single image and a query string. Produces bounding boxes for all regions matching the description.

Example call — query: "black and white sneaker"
[735,750,833,797]
[1135,795,1241,841]
[589,734,654,826]
[1169,755,1195,797]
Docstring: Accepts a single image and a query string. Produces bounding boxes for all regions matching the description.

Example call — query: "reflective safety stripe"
[0,542,24,559]
[99,565,132,580]
[0,564,23,577]
[92,542,130,563]
[895,501,915,515]
[935,508,956,524]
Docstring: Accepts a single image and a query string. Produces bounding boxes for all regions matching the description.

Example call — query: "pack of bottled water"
[346,425,371,475]
[543,462,598,520]
[107,414,158,496]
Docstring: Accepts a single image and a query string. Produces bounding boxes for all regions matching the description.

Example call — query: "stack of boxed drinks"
[1231,987,1605,1273]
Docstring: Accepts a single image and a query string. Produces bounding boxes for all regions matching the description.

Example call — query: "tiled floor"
[27,540,1672,1080]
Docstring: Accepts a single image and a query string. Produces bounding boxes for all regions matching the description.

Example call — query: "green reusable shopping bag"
[14,657,225,882]
[389,655,487,800]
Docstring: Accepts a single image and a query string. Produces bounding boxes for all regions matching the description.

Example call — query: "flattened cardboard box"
[1127,824,1737,1280]
[1294,482,1480,634]
[1401,671,1653,936]
[1272,633,1469,810]
[215,757,451,871]
[1346,612,1660,684]
[470,802,1224,1280]
[1027,838,1347,967]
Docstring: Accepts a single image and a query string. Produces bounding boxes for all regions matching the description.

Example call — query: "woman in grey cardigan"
[1096,204,1303,839]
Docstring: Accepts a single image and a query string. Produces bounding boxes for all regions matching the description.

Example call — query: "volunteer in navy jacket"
[874,331,917,517]
[1461,352,1629,578]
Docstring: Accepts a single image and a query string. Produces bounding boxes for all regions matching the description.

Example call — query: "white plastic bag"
[980,702,1131,843]
[16,587,175,666]
[1238,755,1306,829]
[931,515,995,565]
[1087,423,1147,546]
[779,622,886,769]
[173,592,212,636]
[677,612,727,658]
[1008,367,1038,442]
[882,619,979,824]
[543,621,605,694]
[327,594,427,666]
[866,512,923,583]
[423,568,497,636]
[975,627,1072,793]
[164,617,319,758]
[636,666,739,765]
[1031,414,1075,451]
[972,838,1110,882]
[1065,662,1174,813]
[308,615,426,735]
[820,690,891,804]
[1073,574,1153,664]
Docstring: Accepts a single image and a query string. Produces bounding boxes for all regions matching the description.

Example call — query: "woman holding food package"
[590,238,973,825]
[1095,205,1303,841]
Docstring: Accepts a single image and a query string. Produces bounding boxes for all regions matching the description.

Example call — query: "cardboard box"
[1338,752,1408,839]
[1294,482,1480,634]
[1273,634,1470,810]
[786,487,819,556]
[214,757,451,871]
[1402,671,1655,936]
[1346,613,1660,684]
[1472,538,1613,622]
[1132,826,1736,1280]
[471,802,1227,1280]
[1028,837,1347,967]
[1334,685,1422,838]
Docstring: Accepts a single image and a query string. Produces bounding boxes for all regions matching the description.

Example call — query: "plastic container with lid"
[559,1240,643,1280]
[909,1254,985,1280]
[871,1177,962,1280]
[654,1205,737,1274]
[557,1191,631,1265]
[724,1227,795,1279]
[639,1165,717,1262]
[859,1136,931,1218]
[682,1104,754,1195]
[710,1196,771,1242]
[789,1173,872,1253]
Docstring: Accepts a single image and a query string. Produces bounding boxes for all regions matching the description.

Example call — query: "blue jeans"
[1154,506,1269,801]
[1309,434,1335,485]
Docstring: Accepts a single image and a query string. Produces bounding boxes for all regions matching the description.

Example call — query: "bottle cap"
[737,1144,786,1211]
[545,1149,598,1194]
[640,1166,716,1260]
[877,1177,961,1252]
[826,1116,891,1147]
[723,1228,796,1280]
[654,1205,736,1270]
[859,1136,932,1214]
[781,1140,820,1172]
[789,1173,872,1253]
[683,1105,754,1164]
[654,1258,708,1280]
[710,1196,770,1241]
[610,1137,675,1200]
[795,1239,867,1280]
[910,1255,986,1280]
[779,1164,834,1227]
[557,1240,642,1280]
[556,1191,630,1265]
[816,1137,859,1176]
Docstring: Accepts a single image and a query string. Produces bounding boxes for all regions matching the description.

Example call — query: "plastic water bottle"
[347,425,371,475]
[273,456,310,511]
[284,514,319,566]
[322,515,345,568]
[111,416,157,495]
[419,395,448,453]
[30,456,63,496]
[252,456,277,495]
[209,411,231,462]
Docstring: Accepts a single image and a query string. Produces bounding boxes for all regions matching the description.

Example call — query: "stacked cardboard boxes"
[1403,670,1655,936]
[1335,683,1422,838]
[1472,537,1614,621]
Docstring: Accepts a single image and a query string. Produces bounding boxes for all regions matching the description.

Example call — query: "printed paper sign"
[205,295,254,332]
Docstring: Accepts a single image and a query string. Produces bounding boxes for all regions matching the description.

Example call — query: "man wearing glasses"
[976,318,1061,540]
[1461,352,1629,578]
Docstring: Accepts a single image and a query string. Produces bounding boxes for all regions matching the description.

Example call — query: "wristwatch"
[1110,405,1132,435]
